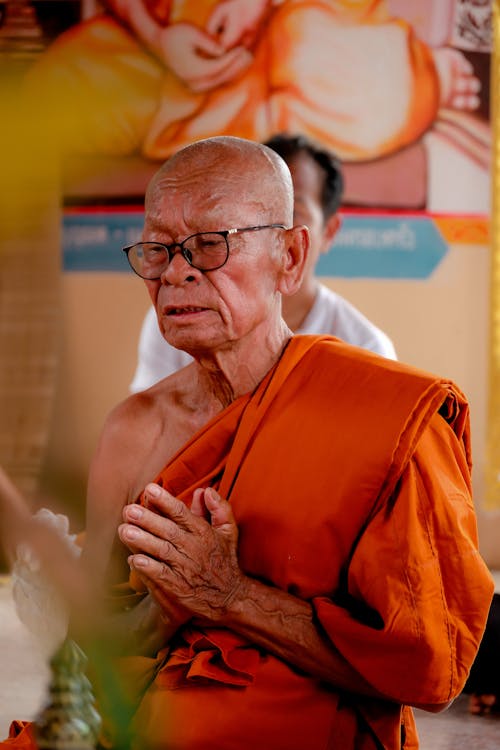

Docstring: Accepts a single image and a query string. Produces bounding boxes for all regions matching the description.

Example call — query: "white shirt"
[129,284,397,393]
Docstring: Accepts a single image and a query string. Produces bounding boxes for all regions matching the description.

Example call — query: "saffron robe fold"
[2,335,493,749]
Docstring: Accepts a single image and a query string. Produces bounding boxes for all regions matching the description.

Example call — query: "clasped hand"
[118,484,246,624]
[155,0,271,92]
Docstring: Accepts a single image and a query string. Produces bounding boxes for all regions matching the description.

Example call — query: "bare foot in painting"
[433,47,481,110]
[468,693,498,715]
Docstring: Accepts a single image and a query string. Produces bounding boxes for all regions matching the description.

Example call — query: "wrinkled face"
[143,162,288,355]
[287,152,329,280]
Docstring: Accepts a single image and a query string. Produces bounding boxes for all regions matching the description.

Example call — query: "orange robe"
[2,335,493,749]
[24,1,439,161]
[112,335,492,749]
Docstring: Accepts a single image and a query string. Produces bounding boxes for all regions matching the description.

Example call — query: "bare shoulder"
[87,364,204,508]
[100,387,166,459]
[90,374,183,501]
[83,371,186,579]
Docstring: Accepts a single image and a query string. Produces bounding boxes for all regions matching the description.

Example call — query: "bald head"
[138,135,309,359]
[145,136,294,228]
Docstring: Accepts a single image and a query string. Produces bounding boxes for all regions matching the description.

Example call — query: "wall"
[39,239,499,566]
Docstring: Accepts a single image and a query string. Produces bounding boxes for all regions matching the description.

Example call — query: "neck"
[282,280,318,332]
[190,322,292,410]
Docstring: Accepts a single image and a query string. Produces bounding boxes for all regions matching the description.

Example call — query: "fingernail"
[146,484,161,498]
[127,504,143,520]
[127,554,147,569]
[133,555,149,568]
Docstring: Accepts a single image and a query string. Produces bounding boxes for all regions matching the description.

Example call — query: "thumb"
[190,487,210,519]
[204,488,236,534]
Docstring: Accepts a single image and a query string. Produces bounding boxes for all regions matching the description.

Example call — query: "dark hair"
[264,133,344,220]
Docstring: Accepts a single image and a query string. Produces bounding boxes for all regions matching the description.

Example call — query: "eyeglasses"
[123,224,286,279]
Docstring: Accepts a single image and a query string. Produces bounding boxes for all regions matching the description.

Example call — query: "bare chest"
[128,401,221,502]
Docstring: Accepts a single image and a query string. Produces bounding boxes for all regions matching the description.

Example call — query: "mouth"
[165,306,209,317]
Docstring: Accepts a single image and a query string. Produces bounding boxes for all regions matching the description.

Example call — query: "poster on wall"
[5,0,492,278]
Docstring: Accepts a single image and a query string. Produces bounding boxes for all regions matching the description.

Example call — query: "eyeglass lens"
[128,233,229,278]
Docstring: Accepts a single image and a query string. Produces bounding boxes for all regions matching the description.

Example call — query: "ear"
[320,213,341,256]
[277,225,309,296]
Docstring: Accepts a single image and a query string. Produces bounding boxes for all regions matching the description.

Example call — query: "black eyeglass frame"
[122,223,287,279]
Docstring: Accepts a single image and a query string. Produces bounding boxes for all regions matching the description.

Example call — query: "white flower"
[11,509,82,658]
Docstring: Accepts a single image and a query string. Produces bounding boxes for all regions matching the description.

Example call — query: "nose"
[159,248,201,286]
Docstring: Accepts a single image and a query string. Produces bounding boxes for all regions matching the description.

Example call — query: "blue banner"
[63,211,448,279]
[317,215,448,279]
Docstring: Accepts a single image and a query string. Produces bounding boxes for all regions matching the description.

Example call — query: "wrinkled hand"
[157,22,252,92]
[118,485,247,622]
[206,0,271,50]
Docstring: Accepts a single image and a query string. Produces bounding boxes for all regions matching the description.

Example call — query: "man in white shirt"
[130,134,396,392]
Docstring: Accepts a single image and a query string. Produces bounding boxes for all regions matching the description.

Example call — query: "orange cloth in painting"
[123,335,489,750]
[24,1,439,161]
[1,335,493,749]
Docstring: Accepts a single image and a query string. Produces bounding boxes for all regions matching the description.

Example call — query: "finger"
[189,48,252,92]
[190,26,226,57]
[454,76,481,94]
[119,523,176,562]
[128,555,185,614]
[122,503,185,545]
[128,554,169,584]
[190,487,209,519]
[121,501,188,548]
[205,6,227,37]
[453,52,474,76]
[203,488,237,536]
[119,522,153,553]
[205,4,245,48]
[207,17,241,50]
[451,94,480,110]
[143,484,194,529]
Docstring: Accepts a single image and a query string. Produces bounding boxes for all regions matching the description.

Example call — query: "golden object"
[34,638,101,750]
[485,1,500,509]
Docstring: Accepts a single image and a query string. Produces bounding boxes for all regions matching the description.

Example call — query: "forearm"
[120,487,385,698]
[79,592,184,659]
[110,593,179,656]
[221,575,383,698]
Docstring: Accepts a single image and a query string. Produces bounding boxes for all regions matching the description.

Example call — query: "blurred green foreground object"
[34,639,101,750]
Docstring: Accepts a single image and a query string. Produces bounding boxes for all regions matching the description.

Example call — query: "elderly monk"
[129,133,397,393]
[3,135,493,750]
